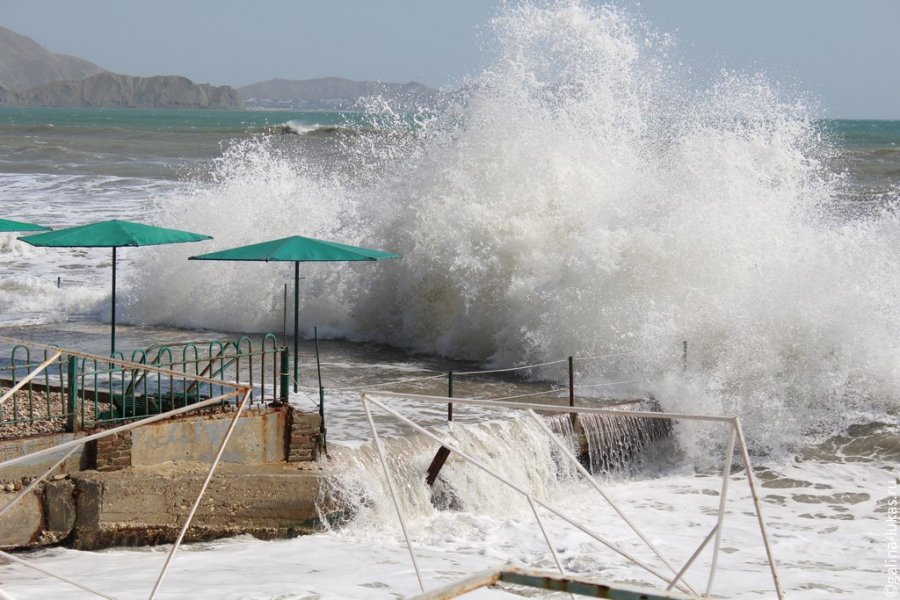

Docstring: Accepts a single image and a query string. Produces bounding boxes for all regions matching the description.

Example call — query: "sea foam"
[130,1,900,452]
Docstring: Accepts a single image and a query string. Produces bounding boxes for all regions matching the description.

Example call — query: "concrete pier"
[0,404,328,550]
[0,398,670,551]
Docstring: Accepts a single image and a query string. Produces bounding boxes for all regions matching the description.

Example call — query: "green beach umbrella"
[19,219,212,355]
[0,218,51,232]
[189,235,401,392]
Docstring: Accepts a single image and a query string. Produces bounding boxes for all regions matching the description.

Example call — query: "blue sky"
[2,0,899,119]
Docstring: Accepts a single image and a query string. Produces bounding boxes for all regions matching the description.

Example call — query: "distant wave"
[259,121,366,136]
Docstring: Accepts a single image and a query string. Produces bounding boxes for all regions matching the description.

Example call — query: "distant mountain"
[13,72,243,109]
[0,25,105,91]
[0,25,241,109]
[238,77,438,110]
[0,25,432,112]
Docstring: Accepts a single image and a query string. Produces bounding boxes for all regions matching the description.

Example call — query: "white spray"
[131,1,900,452]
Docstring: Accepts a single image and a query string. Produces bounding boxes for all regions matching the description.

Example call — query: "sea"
[0,2,898,599]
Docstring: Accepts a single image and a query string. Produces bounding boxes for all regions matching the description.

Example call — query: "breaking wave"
[131,1,900,453]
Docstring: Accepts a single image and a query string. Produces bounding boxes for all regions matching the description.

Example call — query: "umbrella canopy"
[0,218,50,232]
[190,235,401,391]
[19,219,212,354]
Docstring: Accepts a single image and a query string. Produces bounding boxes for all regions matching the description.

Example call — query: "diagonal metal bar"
[0,446,78,521]
[362,394,425,593]
[666,525,718,592]
[705,421,737,595]
[362,394,682,591]
[0,549,118,599]
[734,419,784,599]
[0,351,63,406]
[527,411,699,597]
[362,390,735,423]
[148,387,252,600]
[525,497,574,600]
[0,390,245,471]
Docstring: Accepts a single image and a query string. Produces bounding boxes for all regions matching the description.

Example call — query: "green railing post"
[318,386,327,456]
[568,356,574,408]
[448,370,454,422]
[314,327,326,455]
[278,346,289,405]
[66,355,78,433]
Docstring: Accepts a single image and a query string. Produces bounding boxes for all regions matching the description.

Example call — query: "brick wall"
[94,431,132,472]
[285,408,321,463]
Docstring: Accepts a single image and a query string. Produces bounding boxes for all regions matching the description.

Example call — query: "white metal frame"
[358,390,784,600]
[0,344,254,600]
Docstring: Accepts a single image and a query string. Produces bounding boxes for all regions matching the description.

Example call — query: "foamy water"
[1,1,898,598]
[0,412,893,599]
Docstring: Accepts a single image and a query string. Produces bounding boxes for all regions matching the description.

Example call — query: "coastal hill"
[238,77,438,111]
[14,72,244,110]
[0,24,434,111]
[0,26,242,109]
[0,25,104,91]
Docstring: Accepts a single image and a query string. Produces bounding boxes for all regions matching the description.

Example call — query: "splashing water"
[130,1,900,454]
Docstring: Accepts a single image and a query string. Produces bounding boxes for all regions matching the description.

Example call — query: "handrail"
[359,390,784,600]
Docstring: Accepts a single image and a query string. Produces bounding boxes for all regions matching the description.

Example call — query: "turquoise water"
[0,106,352,132]
[2,107,898,196]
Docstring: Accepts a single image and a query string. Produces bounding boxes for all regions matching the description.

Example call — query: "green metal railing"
[0,334,288,432]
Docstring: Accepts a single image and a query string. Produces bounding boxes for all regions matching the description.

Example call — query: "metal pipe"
[293,261,299,393]
[666,525,718,593]
[315,327,326,455]
[361,394,425,592]
[111,247,117,356]
[447,370,453,422]
[525,496,570,600]
[0,350,63,406]
[65,355,78,433]
[0,446,78,521]
[528,411,698,597]
[734,419,784,599]
[361,391,736,423]
[568,356,574,407]
[0,549,117,600]
[362,394,682,590]
[278,346,289,405]
[705,423,737,595]
[149,388,252,599]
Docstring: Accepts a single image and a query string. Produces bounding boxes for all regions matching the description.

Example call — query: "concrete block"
[131,411,284,465]
[0,433,85,480]
[0,490,42,547]
[44,479,76,535]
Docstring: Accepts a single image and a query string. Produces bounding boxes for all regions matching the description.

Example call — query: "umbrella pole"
[111,247,117,356]
[293,261,299,393]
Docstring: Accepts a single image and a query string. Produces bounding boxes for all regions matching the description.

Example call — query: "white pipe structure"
[358,390,784,600]
[361,393,695,597]
[0,391,244,471]
[362,396,426,593]
[148,387,253,599]
[0,338,253,600]
[0,446,78,521]
[0,550,119,600]
[528,411,700,598]
[0,350,63,406]
[705,425,736,595]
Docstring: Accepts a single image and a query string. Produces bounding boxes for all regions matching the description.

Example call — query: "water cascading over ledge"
[319,399,672,526]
